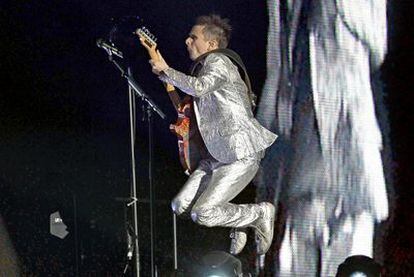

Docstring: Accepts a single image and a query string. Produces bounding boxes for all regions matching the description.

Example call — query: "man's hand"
[149,50,169,75]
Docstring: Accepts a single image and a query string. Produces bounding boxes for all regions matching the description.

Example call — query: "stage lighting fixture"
[336,255,382,277]
[197,250,243,277]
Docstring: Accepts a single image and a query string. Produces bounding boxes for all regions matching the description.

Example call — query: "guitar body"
[136,27,202,174]
[169,96,203,174]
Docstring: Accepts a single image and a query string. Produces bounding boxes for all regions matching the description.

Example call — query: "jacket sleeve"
[159,53,229,97]
[336,0,387,69]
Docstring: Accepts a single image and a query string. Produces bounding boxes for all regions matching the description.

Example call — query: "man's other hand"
[149,50,169,75]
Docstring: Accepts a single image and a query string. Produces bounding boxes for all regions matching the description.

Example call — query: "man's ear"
[209,39,219,50]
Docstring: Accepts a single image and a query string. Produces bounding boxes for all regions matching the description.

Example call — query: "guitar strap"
[190,49,257,110]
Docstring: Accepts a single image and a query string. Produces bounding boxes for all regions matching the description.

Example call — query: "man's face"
[185,25,216,61]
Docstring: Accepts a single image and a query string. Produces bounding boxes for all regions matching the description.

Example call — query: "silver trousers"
[171,154,262,228]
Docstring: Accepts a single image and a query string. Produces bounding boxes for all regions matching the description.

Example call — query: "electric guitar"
[136,26,202,174]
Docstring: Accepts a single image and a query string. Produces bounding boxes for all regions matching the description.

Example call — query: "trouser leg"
[171,159,212,216]
[190,156,262,228]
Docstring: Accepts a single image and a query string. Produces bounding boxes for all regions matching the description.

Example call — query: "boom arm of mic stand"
[126,76,166,120]
[108,57,166,120]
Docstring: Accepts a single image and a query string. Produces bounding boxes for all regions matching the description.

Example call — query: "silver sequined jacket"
[160,53,277,163]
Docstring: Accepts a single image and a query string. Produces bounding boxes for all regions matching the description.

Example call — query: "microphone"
[96,38,123,58]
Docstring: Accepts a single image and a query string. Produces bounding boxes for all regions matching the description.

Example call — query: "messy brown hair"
[195,14,232,48]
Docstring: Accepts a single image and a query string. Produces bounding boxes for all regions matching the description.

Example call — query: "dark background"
[1,0,412,275]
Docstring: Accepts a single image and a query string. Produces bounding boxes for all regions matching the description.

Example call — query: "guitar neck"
[167,88,181,112]
[147,48,181,111]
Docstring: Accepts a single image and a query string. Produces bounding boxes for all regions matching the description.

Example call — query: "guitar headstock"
[136,26,158,58]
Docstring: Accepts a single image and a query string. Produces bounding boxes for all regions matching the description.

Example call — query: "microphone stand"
[105,52,166,277]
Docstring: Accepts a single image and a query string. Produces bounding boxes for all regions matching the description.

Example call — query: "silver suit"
[160,53,277,229]
[161,53,276,163]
